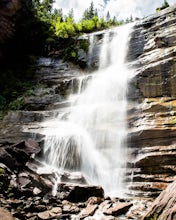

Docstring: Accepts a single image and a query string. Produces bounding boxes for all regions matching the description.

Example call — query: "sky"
[54,0,176,21]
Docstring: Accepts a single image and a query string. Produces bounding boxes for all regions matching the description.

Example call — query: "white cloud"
[54,0,176,21]
[53,0,105,21]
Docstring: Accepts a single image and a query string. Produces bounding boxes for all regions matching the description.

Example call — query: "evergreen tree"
[67,8,74,22]
[106,11,110,22]
[41,0,54,13]
[156,0,170,11]
[83,1,96,20]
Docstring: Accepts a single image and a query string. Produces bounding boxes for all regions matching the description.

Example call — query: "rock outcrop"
[143,179,176,220]
[126,4,176,198]
[0,0,21,61]
[0,0,21,43]
[0,3,176,219]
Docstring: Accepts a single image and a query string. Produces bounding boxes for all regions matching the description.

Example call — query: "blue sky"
[54,0,176,21]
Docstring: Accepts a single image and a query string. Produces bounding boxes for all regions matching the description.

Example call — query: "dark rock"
[24,139,40,155]
[0,149,16,170]
[0,139,41,171]
[59,183,104,203]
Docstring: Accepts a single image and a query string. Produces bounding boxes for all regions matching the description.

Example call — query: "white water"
[41,23,134,196]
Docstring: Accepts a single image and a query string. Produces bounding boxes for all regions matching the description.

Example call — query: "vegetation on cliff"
[0,0,123,115]
[156,0,170,12]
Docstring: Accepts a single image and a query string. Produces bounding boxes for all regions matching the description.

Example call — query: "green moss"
[0,168,5,174]
[164,117,176,126]
[8,97,25,111]
[146,214,159,220]
[5,184,14,197]
[24,89,35,97]
[8,193,14,198]
[78,39,89,53]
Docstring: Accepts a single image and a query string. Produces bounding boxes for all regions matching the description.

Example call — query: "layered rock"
[143,180,176,220]
[0,4,176,220]
[0,139,152,220]
[126,4,176,197]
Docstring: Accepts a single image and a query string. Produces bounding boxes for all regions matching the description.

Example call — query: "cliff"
[0,3,176,219]
[0,0,21,60]
[0,3,176,197]
[127,4,176,197]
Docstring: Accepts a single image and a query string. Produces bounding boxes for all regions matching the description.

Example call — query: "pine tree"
[106,11,110,22]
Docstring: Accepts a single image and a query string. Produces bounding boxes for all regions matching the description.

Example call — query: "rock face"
[128,4,176,97]
[0,138,151,219]
[0,0,21,61]
[0,0,21,43]
[0,3,176,219]
[126,4,176,198]
[143,180,176,220]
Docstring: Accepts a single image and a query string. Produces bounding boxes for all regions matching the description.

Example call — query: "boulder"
[0,139,41,170]
[143,180,176,220]
[0,208,15,220]
[59,183,104,203]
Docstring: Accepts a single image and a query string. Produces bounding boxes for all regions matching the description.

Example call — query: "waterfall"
[41,23,134,196]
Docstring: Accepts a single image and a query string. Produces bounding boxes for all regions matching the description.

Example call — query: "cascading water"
[41,23,134,196]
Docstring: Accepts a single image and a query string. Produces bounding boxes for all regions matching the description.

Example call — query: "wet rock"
[128,5,176,99]
[103,202,133,217]
[60,172,87,184]
[24,139,40,155]
[79,204,98,219]
[60,183,104,203]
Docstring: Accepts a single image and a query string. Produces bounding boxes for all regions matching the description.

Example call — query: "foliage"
[52,1,121,38]
[156,0,170,12]
[8,98,25,111]
[0,0,54,113]
[0,0,126,116]
[63,38,89,65]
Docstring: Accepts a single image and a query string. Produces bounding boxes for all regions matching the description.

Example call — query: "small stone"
[33,187,42,195]
[79,204,98,219]
[50,207,62,214]
[38,207,62,219]
[103,203,133,217]
[38,211,50,220]
[62,200,80,214]
[87,196,104,205]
